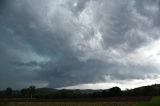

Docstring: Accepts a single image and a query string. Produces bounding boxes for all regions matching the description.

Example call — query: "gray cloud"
[0,0,160,89]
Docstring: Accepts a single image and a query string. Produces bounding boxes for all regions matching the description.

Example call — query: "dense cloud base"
[0,0,160,89]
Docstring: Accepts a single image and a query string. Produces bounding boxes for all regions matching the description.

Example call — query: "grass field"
[0,102,135,106]
[0,97,159,106]
[136,96,160,106]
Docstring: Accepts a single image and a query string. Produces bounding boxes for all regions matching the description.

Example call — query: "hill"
[1,84,160,98]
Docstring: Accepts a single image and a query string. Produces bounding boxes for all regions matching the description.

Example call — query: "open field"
[0,96,159,106]
[0,97,151,102]
[0,102,135,106]
[135,96,160,106]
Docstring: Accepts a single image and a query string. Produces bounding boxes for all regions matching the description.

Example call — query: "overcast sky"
[0,0,160,90]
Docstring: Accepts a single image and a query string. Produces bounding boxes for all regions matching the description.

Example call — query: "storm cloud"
[1,0,160,89]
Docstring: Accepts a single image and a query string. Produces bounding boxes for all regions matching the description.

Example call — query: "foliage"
[1,84,160,99]
[3,88,12,98]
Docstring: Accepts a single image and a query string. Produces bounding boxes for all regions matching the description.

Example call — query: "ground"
[0,96,160,106]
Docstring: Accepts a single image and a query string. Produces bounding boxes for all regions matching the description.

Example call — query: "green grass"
[150,96,160,106]
[0,102,11,106]
[135,102,150,106]
[136,96,160,106]
[0,102,135,106]
[1,97,160,106]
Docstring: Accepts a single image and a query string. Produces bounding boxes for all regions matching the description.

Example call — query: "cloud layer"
[0,0,160,89]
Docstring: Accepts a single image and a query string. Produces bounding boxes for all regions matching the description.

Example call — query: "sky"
[0,0,160,90]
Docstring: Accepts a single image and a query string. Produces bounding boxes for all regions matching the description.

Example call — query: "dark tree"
[107,87,122,97]
[101,90,107,97]
[28,86,36,99]
[3,87,13,98]
[143,86,153,96]
[21,88,28,98]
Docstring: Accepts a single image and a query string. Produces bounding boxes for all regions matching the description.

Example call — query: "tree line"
[0,86,35,98]
[0,84,160,99]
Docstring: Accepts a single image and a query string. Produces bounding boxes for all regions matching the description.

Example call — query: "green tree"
[21,88,28,98]
[28,86,36,99]
[3,87,12,98]
[107,87,122,97]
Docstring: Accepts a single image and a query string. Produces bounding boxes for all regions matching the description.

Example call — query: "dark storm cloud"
[92,0,160,52]
[0,0,160,89]
[66,0,91,16]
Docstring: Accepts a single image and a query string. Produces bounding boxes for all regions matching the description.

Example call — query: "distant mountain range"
[1,84,160,98]
[35,88,104,94]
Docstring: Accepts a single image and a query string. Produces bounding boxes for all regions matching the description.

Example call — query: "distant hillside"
[36,88,56,93]
[1,84,160,98]
[124,84,160,96]
[35,88,103,94]
[54,84,160,95]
